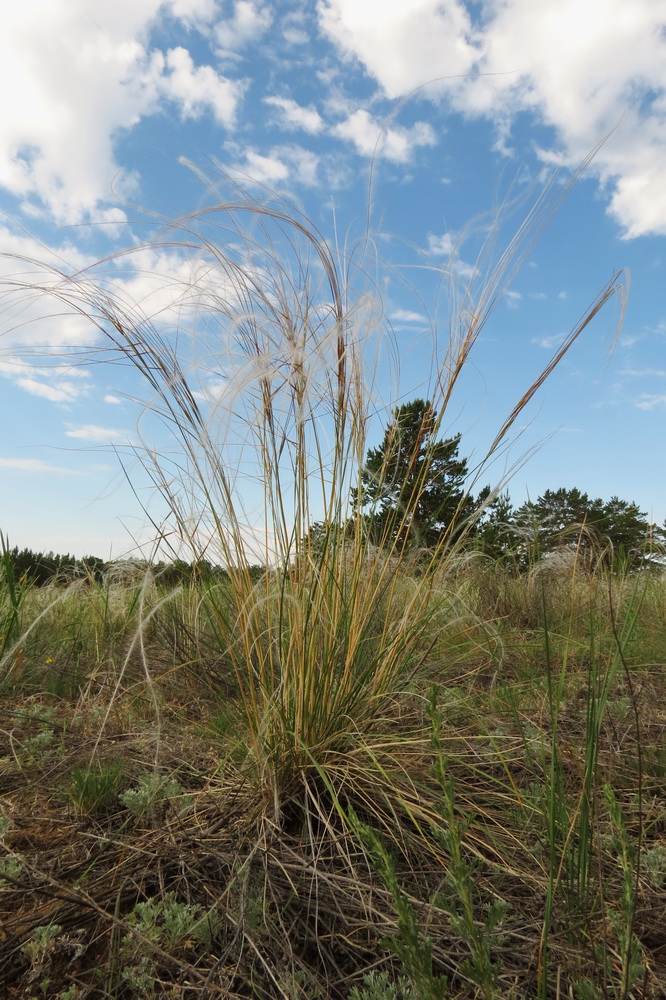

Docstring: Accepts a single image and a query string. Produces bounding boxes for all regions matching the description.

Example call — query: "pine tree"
[513,487,660,568]
[355,399,472,547]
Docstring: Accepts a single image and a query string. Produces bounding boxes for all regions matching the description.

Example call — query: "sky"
[1,0,665,560]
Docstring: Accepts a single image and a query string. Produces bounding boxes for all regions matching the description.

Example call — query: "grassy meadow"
[1,559,666,999]
[1,189,664,999]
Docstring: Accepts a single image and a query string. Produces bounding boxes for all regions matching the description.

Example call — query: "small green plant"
[22,923,63,964]
[68,760,125,816]
[279,968,324,999]
[349,970,414,1000]
[21,728,55,765]
[19,703,57,724]
[120,891,220,995]
[607,693,631,722]
[0,853,23,884]
[56,987,81,1000]
[120,954,158,996]
[127,892,219,951]
[642,844,666,888]
[348,806,447,1000]
[119,772,191,825]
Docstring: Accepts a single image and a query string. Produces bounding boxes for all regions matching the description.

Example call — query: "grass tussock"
[2,184,662,998]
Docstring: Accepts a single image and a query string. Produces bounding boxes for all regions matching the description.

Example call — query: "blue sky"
[1,0,665,559]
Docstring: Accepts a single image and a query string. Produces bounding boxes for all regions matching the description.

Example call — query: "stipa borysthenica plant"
[0,169,624,805]
[0,164,632,996]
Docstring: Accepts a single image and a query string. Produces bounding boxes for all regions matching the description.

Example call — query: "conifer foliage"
[354,399,473,547]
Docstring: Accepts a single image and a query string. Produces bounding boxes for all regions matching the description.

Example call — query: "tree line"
[3,398,662,583]
[345,398,663,570]
[0,548,264,588]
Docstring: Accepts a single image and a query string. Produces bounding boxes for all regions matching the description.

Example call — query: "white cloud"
[427,232,457,257]
[193,380,228,403]
[427,230,477,279]
[15,377,81,403]
[215,1,272,52]
[318,0,478,99]
[228,145,321,187]
[0,357,91,402]
[263,96,325,134]
[473,0,666,239]
[278,146,320,185]
[104,394,123,404]
[165,0,219,28]
[283,26,309,45]
[158,47,244,127]
[65,423,135,443]
[281,8,309,47]
[0,457,80,474]
[333,110,436,162]
[232,150,290,185]
[0,225,256,371]
[532,333,565,349]
[318,0,666,238]
[0,2,244,224]
[389,308,427,323]
[505,290,522,308]
[0,223,106,350]
[106,243,241,325]
[635,394,666,410]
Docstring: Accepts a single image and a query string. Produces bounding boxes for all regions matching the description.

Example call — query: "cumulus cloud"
[0,457,80,474]
[333,110,436,162]
[158,47,245,127]
[635,394,666,410]
[0,358,91,403]
[0,223,261,373]
[0,223,185,352]
[427,232,457,257]
[231,150,291,185]
[427,230,477,279]
[318,0,478,98]
[532,333,565,349]
[15,377,82,403]
[280,8,310,47]
[263,96,325,134]
[621,368,666,377]
[0,1,244,224]
[165,0,219,28]
[229,145,321,186]
[318,0,666,238]
[215,0,272,53]
[389,308,427,323]
[283,26,309,45]
[65,423,136,443]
